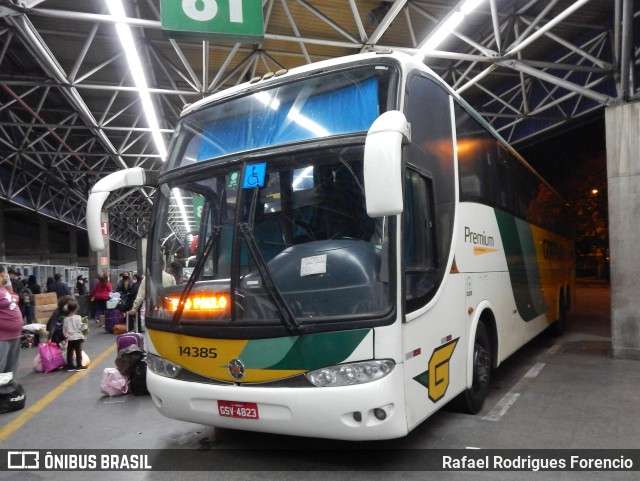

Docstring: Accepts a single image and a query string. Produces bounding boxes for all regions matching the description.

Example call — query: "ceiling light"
[106,0,167,160]
[418,0,485,53]
[461,0,484,15]
[172,188,191,235]
[288,107,331,137]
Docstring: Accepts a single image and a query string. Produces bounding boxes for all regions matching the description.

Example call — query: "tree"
[559,154,609,279]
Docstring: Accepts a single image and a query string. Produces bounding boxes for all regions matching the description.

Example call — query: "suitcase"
[125,311,141,333]
[116,332,144,352]
[104,309,123,334]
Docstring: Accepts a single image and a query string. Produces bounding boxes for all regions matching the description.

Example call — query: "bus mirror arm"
[86,167,159,252]
[363,110,409,218]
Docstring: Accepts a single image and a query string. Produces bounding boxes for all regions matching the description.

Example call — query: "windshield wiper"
[170,226,221,329]
[239,222,304,334]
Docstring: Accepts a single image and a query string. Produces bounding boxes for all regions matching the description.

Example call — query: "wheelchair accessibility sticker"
[242,163,266,188]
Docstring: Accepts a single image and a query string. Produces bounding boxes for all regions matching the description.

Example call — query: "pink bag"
[100,368,129,397]
[38,342,65,373]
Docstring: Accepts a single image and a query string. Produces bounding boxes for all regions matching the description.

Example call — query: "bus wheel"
[550,293,567,337]
[454,322,492,414]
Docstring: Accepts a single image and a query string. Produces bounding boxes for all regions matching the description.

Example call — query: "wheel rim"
[472,340,491,393]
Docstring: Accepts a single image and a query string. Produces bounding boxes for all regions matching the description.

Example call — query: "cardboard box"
[34,292,57,306]
[35,304,57,323]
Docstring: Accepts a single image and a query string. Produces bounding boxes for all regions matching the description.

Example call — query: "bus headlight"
[147,354,182,379]
[305,360,395,387]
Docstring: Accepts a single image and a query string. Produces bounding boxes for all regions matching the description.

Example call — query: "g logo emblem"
[427,338,459,403]
[228,359,245,380]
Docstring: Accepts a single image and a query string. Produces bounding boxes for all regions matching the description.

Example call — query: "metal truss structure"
[0,0,637,249]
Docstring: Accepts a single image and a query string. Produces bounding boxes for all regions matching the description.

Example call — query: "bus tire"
[453,322,492,414]
[550,292,568,337]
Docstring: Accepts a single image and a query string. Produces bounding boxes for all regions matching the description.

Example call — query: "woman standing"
[0,269,23,374]
[45,276,55,293]
[91,272,112,322]
[75,275,86,295]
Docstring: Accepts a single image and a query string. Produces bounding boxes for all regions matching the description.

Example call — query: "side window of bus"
[404,73,455,311]
[404,169,437,312]
[454,103,500,205]
[495,144,513,210]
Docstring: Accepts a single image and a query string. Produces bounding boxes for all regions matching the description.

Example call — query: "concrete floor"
[2,284,639,480]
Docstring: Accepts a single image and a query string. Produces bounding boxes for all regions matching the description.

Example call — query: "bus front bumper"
[146,366,408,441]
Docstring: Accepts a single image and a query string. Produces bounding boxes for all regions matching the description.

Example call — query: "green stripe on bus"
[239,329,371,370]
[494,210,547,321]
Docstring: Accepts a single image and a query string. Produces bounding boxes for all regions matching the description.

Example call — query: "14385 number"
[178,346,218,358]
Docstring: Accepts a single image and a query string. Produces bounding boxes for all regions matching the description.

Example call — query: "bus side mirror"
[363,110,410,217]
[86,168,158,252]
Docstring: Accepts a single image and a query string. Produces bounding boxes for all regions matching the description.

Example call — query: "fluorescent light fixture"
[461,0,484,15]
[288,106,331,137]
[255,90,329,136]
[418,0,485,53]
[172,188,191,235]
[106,0,167,159]
[292,166,314,190]
[255,91,281,110]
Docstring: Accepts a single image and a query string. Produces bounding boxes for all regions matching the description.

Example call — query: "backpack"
[50,317,65,345]
[115,344,144,377]
[130,358,149,396]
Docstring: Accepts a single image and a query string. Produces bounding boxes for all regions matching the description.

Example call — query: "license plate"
[218,400,259,420]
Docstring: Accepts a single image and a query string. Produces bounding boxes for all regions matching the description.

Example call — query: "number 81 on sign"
[160,0,264,42]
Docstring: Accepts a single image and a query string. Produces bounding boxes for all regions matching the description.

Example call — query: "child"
[47,294,74,345]
[62,298,86,371]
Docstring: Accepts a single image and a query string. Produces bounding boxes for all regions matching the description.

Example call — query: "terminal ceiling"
[0,0,636,249]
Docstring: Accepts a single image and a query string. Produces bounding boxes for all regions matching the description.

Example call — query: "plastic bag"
[106,292,121,309]
[81,316,89,337]
[38,342,65,373]
[100,368,129,397]
[0,372,13,386]
[81,351,91,368]
[33,354,43,373]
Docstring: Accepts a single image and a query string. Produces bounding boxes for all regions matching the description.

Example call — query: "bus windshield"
[149,146,392,330]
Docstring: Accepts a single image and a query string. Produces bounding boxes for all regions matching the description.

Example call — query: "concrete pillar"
[89,212,111,286]
[136,237,147,275]
[605,102,640,360]
[101,211,111,277]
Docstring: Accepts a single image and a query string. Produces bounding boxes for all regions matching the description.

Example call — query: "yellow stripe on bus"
[473,246,498,255]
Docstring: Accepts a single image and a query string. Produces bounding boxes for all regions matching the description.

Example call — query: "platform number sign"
[192,197,204,229]
[161,0,264,42]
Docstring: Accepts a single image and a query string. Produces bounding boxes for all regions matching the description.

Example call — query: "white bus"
[87,51,574,441]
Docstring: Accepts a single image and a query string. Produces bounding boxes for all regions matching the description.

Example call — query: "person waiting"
[90,273,112,323]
